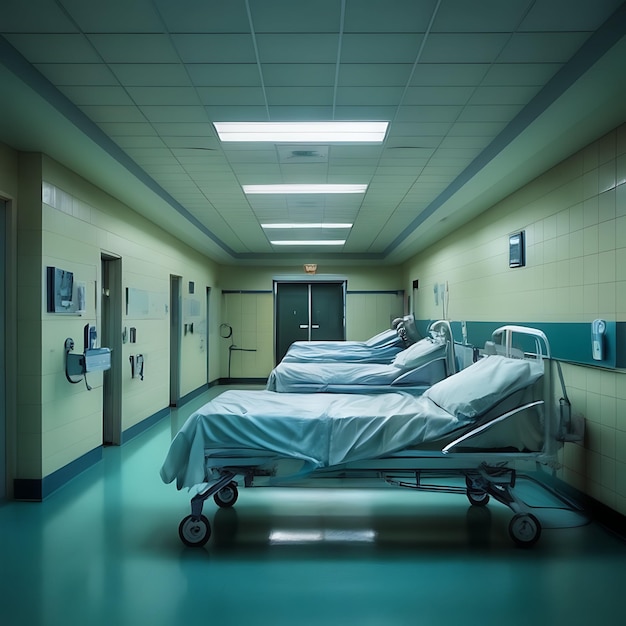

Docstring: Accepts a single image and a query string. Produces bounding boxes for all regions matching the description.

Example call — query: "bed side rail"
[442,400,544,454]
[429,319,457,374]
[491,325,550,360]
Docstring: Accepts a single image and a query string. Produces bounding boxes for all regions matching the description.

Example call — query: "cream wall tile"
[404,123,626,513]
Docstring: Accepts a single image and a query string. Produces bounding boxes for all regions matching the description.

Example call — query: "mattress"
[266,341,447,392]
[161,355,544,489]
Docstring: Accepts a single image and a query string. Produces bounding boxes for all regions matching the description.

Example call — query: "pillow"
[365,328,398,348]
[392,337,445,369]
[422,355,544,421]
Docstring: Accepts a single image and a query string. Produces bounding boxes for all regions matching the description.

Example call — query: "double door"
[274,281,345,364]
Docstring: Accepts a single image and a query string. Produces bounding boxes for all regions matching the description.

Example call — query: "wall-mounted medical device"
[129,354,144,380]
[65,324,111,390]
[591,319,606,361]
[508,230,525,268]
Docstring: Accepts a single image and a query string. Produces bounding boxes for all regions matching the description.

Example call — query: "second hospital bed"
[266,319,456,393]
[279,314,421,364]
[161,326,584,549]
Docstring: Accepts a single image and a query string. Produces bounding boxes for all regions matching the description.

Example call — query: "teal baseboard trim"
[176,383,210,407]
[418,319,625,369]
[121,406,170,445]
[14,446,103,502]
[217,377,267,386]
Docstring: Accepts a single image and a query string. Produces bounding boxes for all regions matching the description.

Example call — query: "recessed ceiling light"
[270,240,346,246]
[261,223,353,229]
[214,121,388,143]
[244,184,367,194]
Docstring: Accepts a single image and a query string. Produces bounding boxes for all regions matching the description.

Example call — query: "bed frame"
[171,326,584,549]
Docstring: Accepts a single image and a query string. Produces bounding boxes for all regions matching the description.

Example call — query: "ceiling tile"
[431,0,532,32]
[468,85,541,106]
[126,86,201,106]
[197,86,267,106]
[457,105,524,122]
[420,33,509,64]
[79,105,146,123]
[171,34,257,63]
[499,32,592,63]
[34,63,117,86]
[336,86,404,106]
[338,64,413,87]
[519,0,624,30]
[483,63,562,86]
[263,64,336,87]
[343,0,439,32]
[256,34,339,64]
[410,63,489,87]
[61,0,163,32]
[188,64,261,87]
[403,86,474,106]
[249,0,341,32]
[4,34,100,63]
[110,64,193,87]
[139,106,209,123]
[0,0,78,32]
[58,85,134,106]
[156,0,250,32]
[341,34,425,63]
[88,34,180,63]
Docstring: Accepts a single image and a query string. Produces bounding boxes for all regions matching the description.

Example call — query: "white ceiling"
[1,0,625,265]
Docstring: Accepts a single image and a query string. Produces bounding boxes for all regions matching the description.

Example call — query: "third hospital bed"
[266,319,456,393]
[160,326,584,549]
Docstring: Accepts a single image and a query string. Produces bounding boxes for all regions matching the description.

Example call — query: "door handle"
[299,324,309,329]
[311,324,320,329]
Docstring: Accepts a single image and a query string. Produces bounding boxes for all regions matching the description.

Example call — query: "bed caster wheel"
[179,514,211,547]
[508,513,541,548]
[465,476,489,507]
[214,482,238,508]
[467,489,490,507]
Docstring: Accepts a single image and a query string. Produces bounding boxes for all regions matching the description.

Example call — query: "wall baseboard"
[217,377,267,386]
[13,382,213,501]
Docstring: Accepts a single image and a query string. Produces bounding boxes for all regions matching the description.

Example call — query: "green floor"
[1,386,625,626]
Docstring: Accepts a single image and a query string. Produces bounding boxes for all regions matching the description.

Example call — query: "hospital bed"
[266,320,456,393]
[161,326,584,549]
[280,314,420,364]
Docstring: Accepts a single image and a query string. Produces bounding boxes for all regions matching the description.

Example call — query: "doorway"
[205,286,211,384]
[274,280,345,364]
[101,254,122,445]
[170,275,182,406]
[0,200,6,498]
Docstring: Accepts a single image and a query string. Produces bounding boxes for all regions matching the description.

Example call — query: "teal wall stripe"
[418,319,625,369]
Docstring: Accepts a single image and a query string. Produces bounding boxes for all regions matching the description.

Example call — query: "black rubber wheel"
[508,513,541,548]
[465,475,489,506]
[467,489,490,507]
[178,514,211,547]
[214,482,238,508]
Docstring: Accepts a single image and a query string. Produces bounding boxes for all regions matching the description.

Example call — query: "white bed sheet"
[281,338,403,364]
[161,355,544,489]
[266,341,447,392]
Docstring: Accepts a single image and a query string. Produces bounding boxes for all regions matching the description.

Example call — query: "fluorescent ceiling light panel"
[261,223,353,229]
[244,184,367,194]
[214,121,388,143]
[270,240,346,246]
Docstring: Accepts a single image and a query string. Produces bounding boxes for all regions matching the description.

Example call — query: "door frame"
[0,200,6,498]
[273,274,347,363]
[101,253,122,445]
[170,275,182,406]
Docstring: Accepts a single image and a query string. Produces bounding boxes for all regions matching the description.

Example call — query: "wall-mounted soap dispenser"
[591,319,606,361]
[65,324,111,390]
